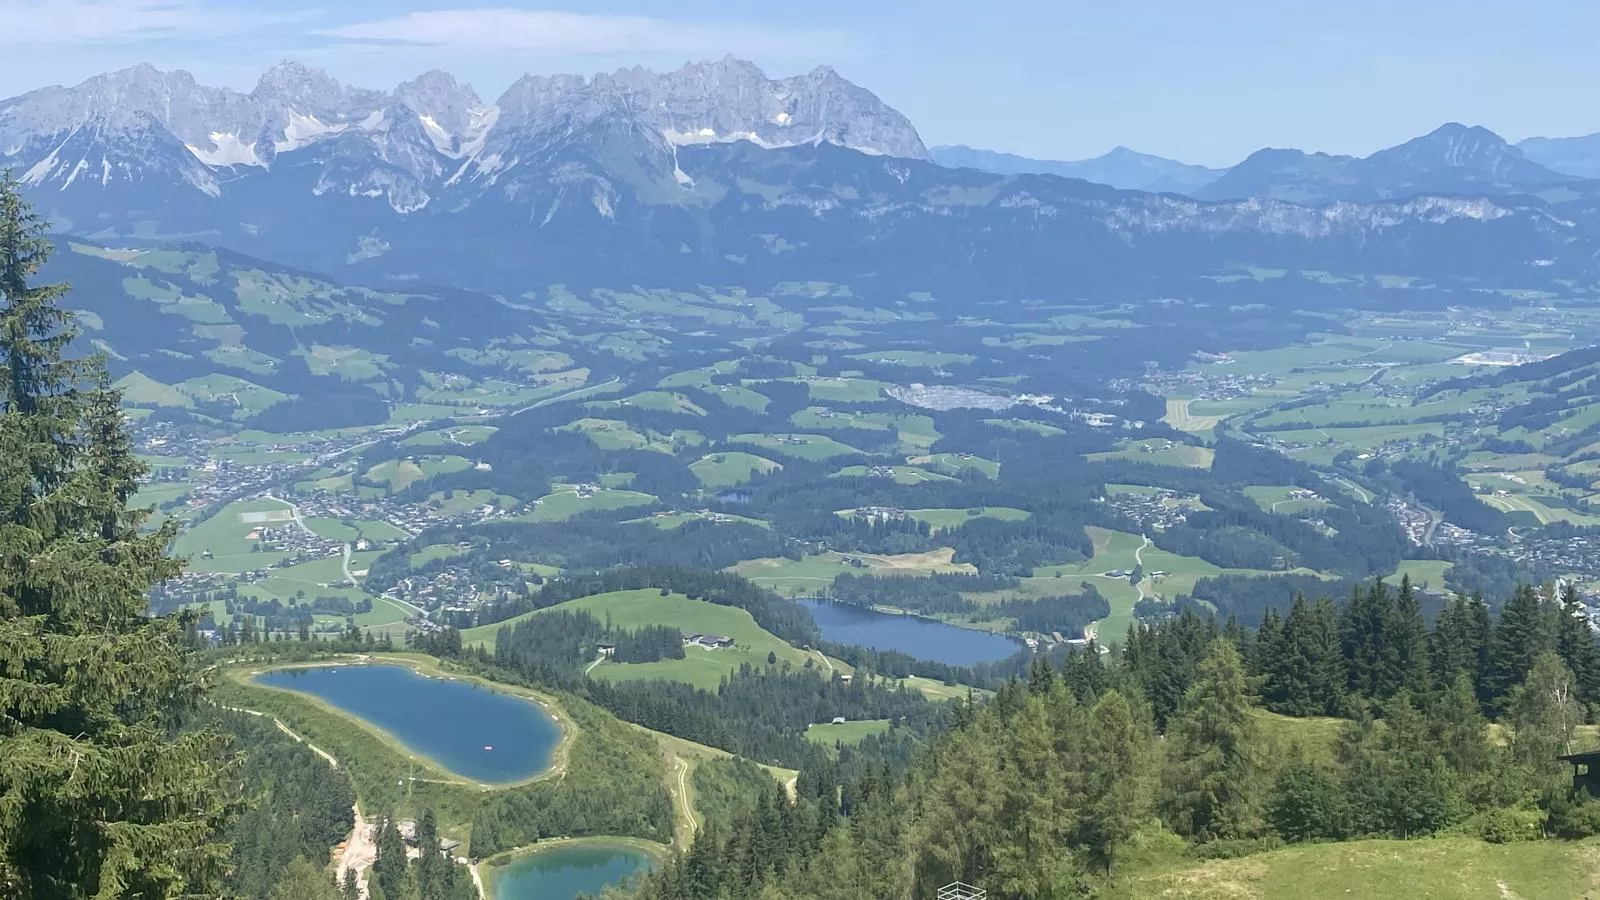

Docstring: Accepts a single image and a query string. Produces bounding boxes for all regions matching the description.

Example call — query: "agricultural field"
[362,456,473,492]
[461,590,823,690]
[836,507,1030,532]
[1087,439,1214,469]
[522,486,658,522]
[400,425,499,448]
[1242,485,1331,515]
[729,549,976,595]
[422,489,519,517]
[628,511,771,530]
[689,452,782,488]
[172,498,300,573]
[907,453,1000,478]
[804,719,892,747]
[831,465,957,485]
[731,433,863,461]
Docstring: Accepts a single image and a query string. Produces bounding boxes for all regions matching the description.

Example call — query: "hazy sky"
[3,0,1599,166]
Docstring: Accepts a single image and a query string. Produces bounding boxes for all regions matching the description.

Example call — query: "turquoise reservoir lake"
[799,599,1024,666]
[492,843,654,900]
[254,664,561,783]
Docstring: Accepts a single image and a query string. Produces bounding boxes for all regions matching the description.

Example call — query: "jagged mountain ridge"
[0,57,925,211]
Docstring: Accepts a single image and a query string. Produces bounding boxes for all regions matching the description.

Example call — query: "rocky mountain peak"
[1369,122,1567,185]
[493,58,925,159]
[394,71,489,157]
[252,61,340,102]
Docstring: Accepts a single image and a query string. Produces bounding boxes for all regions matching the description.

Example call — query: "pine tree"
[267,857,342,900]
[1375,692,1461,837]
[1253,607,1284,679]
[1163,640,1265,841]
[1262,596,1344,717]
[1426,675,1491,776]
[1340,581,1396,704]
[374,815,409,900]
[1486,585,1556,712]
[1076,690,1154,873]
[1431,593,1491,695]
[0,174,232,897]
[1267,750,1345,842]
[1388,575,1430,695]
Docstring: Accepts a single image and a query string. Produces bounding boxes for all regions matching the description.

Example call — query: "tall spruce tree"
[1388,575,1430,696]
[1485,585,1556,713]
[1340,581,1397,704]
[1261,596,1344,718]
[1431,593,1491,697]
[0,175,231,897]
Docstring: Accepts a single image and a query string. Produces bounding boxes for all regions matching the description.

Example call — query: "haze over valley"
[11,21,1600,900]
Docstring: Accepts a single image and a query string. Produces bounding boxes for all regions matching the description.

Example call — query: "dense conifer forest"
[603,576,1600,900]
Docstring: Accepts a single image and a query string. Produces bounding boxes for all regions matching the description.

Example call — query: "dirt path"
[670,756,697,848]
[226,704,370,895]
[337,806,376,899]
[809,650,835,675]
[1133,536,1153,600]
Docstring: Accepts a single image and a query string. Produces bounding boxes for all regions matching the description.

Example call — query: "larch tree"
[0,174,232,898]
[1162,639,1265,842]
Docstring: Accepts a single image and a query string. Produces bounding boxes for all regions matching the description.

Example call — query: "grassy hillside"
[461,590,824,690]
[1106,837,1600,900]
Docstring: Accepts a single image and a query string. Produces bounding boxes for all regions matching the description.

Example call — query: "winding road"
[465,376,623,420]
[1133,536,1153,600]
[671,756,697,846]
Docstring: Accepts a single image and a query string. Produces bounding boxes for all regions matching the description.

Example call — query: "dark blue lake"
[492,843,654,900]
[798,599,1024,666]
[254,664,561,783]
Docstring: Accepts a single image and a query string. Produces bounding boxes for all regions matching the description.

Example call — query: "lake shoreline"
[230,654,576,790]
[797,597,1026,666]
[477,836,669,900]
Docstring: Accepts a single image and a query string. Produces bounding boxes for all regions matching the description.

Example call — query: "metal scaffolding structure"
[937,883,986,900]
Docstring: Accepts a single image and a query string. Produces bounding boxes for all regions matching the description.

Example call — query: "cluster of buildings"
[1097,488,1201,532]
[1132,363,1276,403]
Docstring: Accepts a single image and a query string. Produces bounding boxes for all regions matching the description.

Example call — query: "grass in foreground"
[1105,836,1600,900]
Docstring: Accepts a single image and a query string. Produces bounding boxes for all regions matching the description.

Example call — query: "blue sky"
[3,0,1599,166]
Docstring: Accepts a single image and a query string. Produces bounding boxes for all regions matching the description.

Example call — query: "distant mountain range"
[1517,133,1600,180]
[938,125,1600,203]
[1192,124,1575,203]
[5,60,1600,297]
[929,145,1222,194]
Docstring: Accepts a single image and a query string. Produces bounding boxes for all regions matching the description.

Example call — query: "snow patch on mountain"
[188,132,261,167]
[275,111,346,153]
